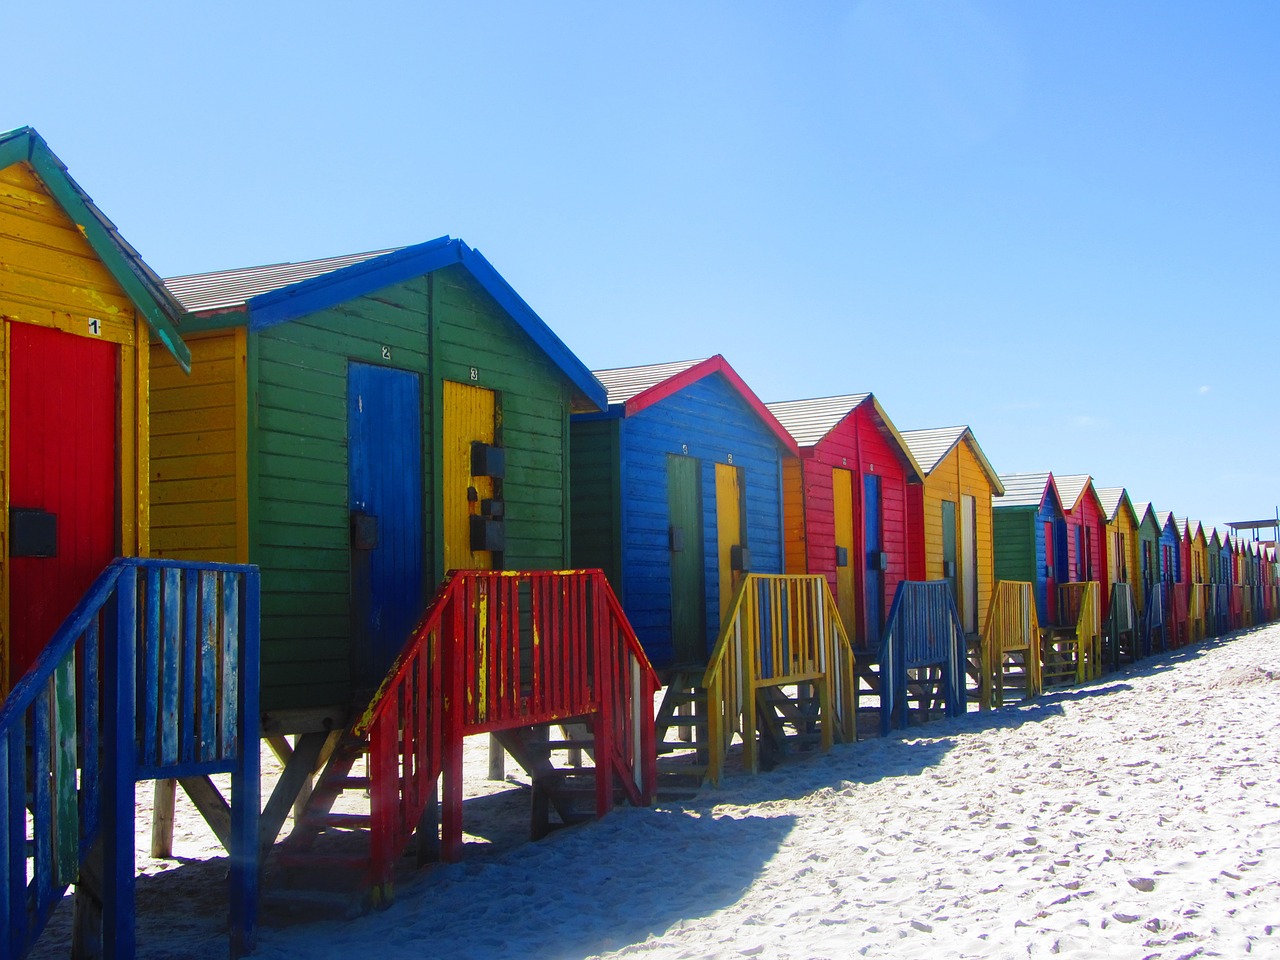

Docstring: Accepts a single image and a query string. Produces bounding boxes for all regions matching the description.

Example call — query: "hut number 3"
[470,367,480,381]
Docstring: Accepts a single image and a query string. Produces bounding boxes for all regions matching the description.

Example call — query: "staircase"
[0,558,260,960]
[269,569,658,912]
[701,575,856,784]
[653,671,710,798]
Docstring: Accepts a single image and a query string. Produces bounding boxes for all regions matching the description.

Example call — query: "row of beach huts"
[3,126,1278,958]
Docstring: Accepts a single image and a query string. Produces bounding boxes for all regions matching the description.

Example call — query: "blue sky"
[7,1,1277,533]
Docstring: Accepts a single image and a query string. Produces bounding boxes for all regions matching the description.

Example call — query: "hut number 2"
[381,346,392,360]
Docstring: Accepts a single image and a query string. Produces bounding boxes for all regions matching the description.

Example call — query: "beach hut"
[0,126,191,693]
[1133,502,1168,652]
[1157,512,1189,645]
[1206,528,1230,636]
[0,127,264,957]
[765,394,923,655]
[570,356,796,672]
[1185,520,1209,641]
[571,359,854,778]
[1052,475,1108,601]
[899,426,1004,637]
[992,472,1066,625]
[1096,486,1141,664]
[157,239,659,878]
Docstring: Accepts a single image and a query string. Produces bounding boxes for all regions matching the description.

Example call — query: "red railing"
[352,569,657,893]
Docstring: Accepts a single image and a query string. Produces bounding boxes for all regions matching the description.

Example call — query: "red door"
[1044,520,1057,623]
[8,323,118,682]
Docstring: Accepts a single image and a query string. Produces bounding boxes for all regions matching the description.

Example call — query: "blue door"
[349,362,425,689]
[863,473,884,647]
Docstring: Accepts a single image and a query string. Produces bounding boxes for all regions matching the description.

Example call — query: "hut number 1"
[88,318,102,336]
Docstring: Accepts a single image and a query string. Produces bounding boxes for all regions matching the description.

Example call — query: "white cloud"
[1199,385,1211,395]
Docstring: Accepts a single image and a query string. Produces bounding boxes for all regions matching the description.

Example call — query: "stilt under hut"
[1135,501,1167,653]
[765,393,923,725]
[571,358,853,782]
[1157,511,1189,646]
[0,126,259,958]
[1048,475,1107,678]
[898,425,1004,704]
[1095,486,1142,668]
[156,237,658,902]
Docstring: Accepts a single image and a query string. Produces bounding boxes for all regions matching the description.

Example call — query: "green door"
[667,455,706,665]
[941,499,958,608]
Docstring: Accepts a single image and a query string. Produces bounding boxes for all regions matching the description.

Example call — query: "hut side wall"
[569,417,623,590]
[150,329,248,562]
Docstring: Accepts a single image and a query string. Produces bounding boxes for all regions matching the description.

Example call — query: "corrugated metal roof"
[592,359,708,406]
[1156,511,1176,533]
[994,472,1053,509]
[1054,474,1091,512]
[165,248,400,313]
[764,394,871,446]
[899,426,968,476]
[1095,486,1124,520]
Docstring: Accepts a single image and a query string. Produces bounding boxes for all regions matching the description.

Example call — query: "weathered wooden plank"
[222,575,240,757]
[33,686,54,912]
[143,567,162,766]
[200,571,219,762]
[53,654,78,886]
[162,567,182,765]
[178,776,232,852]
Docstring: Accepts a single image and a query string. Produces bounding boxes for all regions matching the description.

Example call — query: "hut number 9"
[470,367,479,381]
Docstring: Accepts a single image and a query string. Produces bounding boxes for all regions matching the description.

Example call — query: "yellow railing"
[1187,583,1207,641]
[701,574,856,784]
[980,581,1043,708]
[1043,582,1101,686]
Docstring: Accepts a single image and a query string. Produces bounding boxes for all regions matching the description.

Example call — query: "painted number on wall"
[88,318,102,336]
[381,346,392,361]
[727,454,734,464]
[470,367,480,381]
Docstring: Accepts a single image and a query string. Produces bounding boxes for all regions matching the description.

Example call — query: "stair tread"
[275,852,370,871]
[301,812,372,829]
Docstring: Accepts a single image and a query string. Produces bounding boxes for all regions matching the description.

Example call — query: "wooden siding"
[993,498,1062,624]
[150,330,248,562]
[431,266,573,574]
[792,404,912,647]
[911,440,996,635]
[1,160,149,693]
[1062,490,1108,613]
[1105,509,1144,615]
[252,278,432,710]
[612,374,785,669]
[781,456,808,575]
[568,418,622,589]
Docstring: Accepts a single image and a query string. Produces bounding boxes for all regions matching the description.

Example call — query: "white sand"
[33,623,1280,959]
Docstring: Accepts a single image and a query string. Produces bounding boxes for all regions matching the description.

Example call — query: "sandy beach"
[32,622,1280,959]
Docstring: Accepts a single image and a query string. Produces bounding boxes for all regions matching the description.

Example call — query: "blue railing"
[0,558,260,959]
[879,581,967,735]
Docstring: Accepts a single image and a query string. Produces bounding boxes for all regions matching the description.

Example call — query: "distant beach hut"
[1134,502,1168,652]
[1157,512,1189,645]
[1095,486,1141,665]
[899,425,1004,638]
[992,472,1066,625]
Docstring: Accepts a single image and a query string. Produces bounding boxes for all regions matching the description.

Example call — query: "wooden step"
[274,851,370,872]
[299,812,372,831]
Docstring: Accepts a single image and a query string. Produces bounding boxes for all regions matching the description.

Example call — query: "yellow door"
[832,468,857,636]
[715,462,745,622]
[442,380,498,573]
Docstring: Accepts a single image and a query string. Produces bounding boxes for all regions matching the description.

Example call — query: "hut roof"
[899,425,1004,494]
[0,126,190,371]
[590,356,798,454]
[1095,486,1139,525]
[994,472,1056,510]
[765,394,922,482]
[165,235,606,411]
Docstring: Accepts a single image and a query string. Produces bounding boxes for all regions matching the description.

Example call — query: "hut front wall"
[801,407,911,647]
[781,456,808,576]
[1189,536,1208,584]
[431,265,574,574]
[0,160,149,692]
[617,375,784,668]
[1106,510,1144,615]
[915,443,996,634]
[150,329,248,562]
[1159,525,1183,583]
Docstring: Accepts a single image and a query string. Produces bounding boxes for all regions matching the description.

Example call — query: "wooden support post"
[415,778,441,867]
[149,779,177,858]
[258,731,335,857]
[487,734,505,781]
[71,837,105,960]
[178,776,233,852]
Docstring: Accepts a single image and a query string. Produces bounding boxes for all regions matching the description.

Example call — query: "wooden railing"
[879,581,968,734]
[980,581,1043,708]
[1144,581,1167,654]
[1042,582,1100,686]
[1187,584,1207,642]
[1106,582,1139,671]
[1169,583,1190,646]
[0,558,260,960]
[702,575,856,785]
[354,569,657,883]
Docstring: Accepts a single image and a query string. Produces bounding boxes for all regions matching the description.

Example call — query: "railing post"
[102,565,138,960]
[229,567,260,959]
